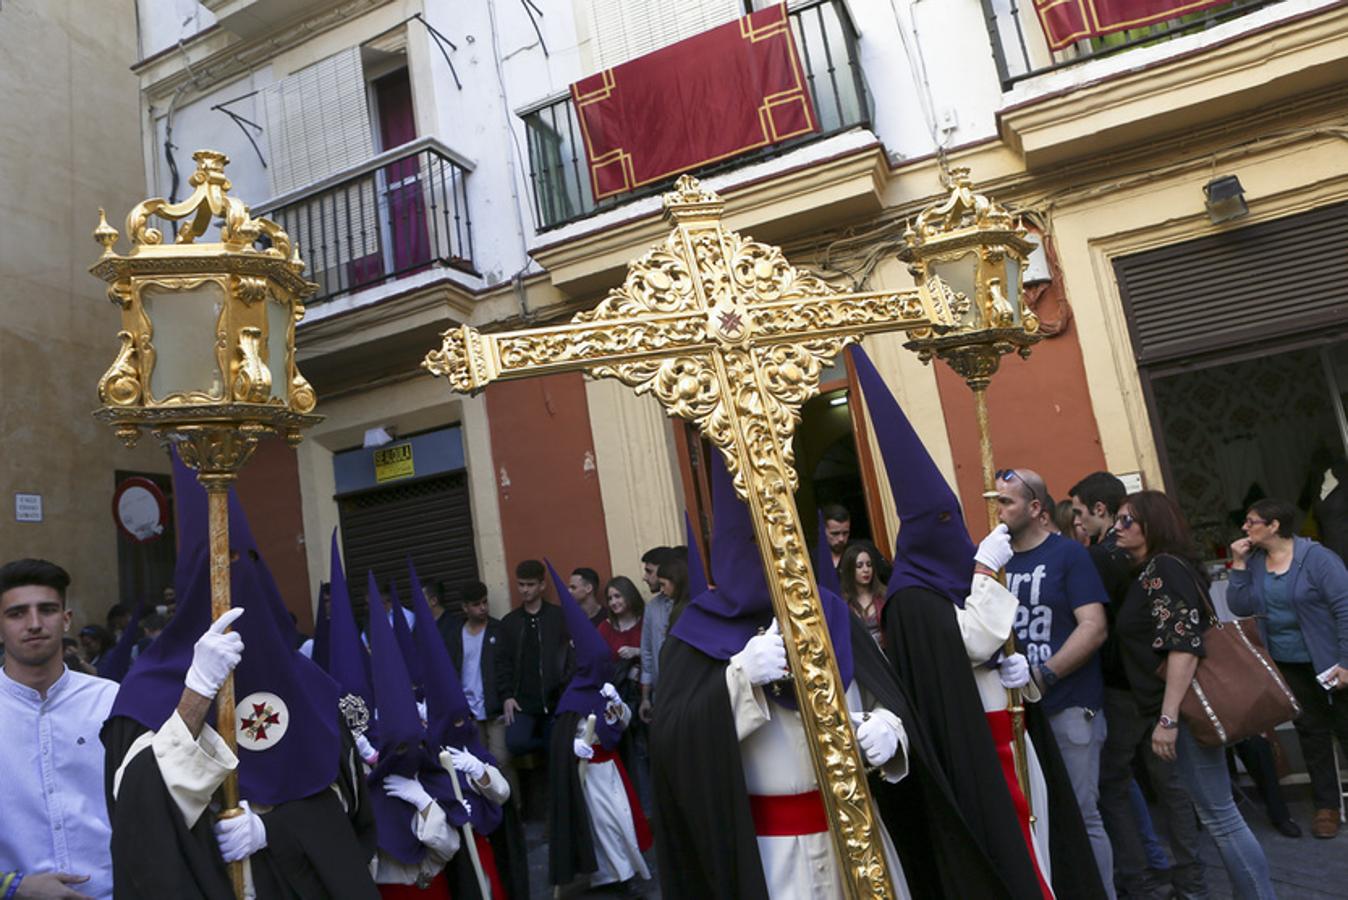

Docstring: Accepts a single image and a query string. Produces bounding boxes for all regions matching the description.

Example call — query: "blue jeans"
[1049,706,1116,900]
[1175,725,1276,900]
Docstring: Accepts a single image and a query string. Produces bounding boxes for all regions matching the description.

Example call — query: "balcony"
[255,137,474,306]
[521,0,869,232]
[982,0,1282,89]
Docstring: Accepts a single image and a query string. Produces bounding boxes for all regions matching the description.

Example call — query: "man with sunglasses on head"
[996,467,1116,899]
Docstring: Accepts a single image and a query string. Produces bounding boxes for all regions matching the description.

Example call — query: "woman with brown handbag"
[1113,491,1277,899]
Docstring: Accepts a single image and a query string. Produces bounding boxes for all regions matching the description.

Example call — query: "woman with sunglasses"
[1112,491,1276,899]
[1228,497,1348,840]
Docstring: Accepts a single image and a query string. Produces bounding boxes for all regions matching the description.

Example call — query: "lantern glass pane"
[1005,256,1022,327]
[266,299,290,402]
[932,253,980,328]
[143,281,226,401]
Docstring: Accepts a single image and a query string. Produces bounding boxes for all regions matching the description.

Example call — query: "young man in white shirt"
[0,558,118,900]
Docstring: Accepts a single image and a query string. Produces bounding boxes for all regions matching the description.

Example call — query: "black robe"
[883,585,1108,900]
[446,795,529,900]
[651,618,1016,900]
[103,714,380,900]
[546,709,598,887]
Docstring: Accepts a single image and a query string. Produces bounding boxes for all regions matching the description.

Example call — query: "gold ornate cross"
[424,175,953,898]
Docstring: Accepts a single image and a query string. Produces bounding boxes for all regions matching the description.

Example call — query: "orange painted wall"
[485,372,612,606]
[934,273,1108,538]
[234,437,313,631]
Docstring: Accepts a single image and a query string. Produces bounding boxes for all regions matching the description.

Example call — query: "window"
[585,0,745,70]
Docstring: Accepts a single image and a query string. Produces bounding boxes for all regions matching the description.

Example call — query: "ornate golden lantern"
[90,149,320,900]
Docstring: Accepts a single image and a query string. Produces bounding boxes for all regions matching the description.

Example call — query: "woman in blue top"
[1229,497,1348,840]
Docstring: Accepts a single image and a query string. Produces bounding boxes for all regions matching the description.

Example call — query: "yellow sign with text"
[373,443,414,483]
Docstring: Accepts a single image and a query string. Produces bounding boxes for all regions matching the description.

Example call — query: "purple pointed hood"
[365,571,458,863]
[386,579,424,702]
[815,509,842,595]
[111,450,340,808]
[310,582,332,672]
[551,560,624,748]
[405,558,503,835]
[323,532,376,745]
[685,512,709,598]
[670,452,853,691]
[848,344,975,606]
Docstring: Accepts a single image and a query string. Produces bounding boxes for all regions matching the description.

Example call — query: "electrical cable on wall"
[211,90,268,170]
[413,13,463,89]
[519,0,549,57]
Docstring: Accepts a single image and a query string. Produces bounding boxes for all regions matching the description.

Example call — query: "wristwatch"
[1036,663,1059,690]
[1158,714,1179,730]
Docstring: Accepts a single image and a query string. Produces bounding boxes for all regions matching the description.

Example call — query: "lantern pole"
[90,151,322,900]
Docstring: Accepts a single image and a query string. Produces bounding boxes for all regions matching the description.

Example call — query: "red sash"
[748,790,828,837]
[472,831,507,900]
[378,871,450,899]
[986,710,1055,900]
[589,745,654,850]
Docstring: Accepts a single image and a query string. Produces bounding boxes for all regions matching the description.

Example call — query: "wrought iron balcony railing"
[981,0,1282,90]
[521,0,870,232]
[255,137,474,305]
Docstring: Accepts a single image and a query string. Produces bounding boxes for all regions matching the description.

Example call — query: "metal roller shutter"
[1114,201,1348,366]
[337,472,478,610]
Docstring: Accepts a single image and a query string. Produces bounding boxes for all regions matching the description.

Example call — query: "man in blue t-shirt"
[996,467,1115,900]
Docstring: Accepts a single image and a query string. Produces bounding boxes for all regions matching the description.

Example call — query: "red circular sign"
[112,477,169,543]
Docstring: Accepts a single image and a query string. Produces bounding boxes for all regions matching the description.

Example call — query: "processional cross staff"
[424,172,1034,897]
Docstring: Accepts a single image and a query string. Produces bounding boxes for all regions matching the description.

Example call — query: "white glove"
[851,712,900,767]
[415,699,428,724]
[354,733,379,766]
[459,798,473,818]
[573,738,594,760]
[999,652,1031,689]
[383,774,434,812]
[445,747,486,782]
[600,682,621,705]
[733,619,789,686]
[213,799,267,862]
[185,607,245,699]
[974,523,1014,572]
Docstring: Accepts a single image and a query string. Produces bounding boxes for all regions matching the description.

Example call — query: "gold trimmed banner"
[570,3,818,201]
[1033,0,1233,51]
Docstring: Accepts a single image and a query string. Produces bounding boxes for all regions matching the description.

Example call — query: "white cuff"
[867,707,909,783]
[958,574,1019,664]
[725,656,771,741]
[152,711,238,828]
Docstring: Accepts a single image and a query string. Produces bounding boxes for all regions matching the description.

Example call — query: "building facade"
[0,0,177,626]
[128,0,1348,618]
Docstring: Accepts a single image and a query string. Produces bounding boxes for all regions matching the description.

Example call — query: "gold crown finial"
[662,174,725,224]
[93,208,120,256]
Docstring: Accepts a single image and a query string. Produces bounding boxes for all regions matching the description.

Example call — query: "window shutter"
[587,0,744,71]
[262,47,375,196]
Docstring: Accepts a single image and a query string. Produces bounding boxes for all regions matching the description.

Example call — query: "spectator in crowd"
[638,546,676,724]
[0,558,118,900]
[657,557,689,629]
[77,625,114,669]
[158,585,176,619]
[423,581,449,622]
[569,566,606,625]
[821,503,851,570]
[1073,471,1207,898]
[1113,491,1276,899]
[1229,496,1348,839]
[996,467,1114,898]
[840,541,886,645]
[134,612,167,659]
[499,560,570,759]
[1055,498,1085,543]
[105,603,131,640]
[600,575,649,811]
[443,579,513,803]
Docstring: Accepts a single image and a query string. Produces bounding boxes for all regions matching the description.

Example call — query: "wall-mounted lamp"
[1204,175,1248,224]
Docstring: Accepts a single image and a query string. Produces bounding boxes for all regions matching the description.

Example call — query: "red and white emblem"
[236,691,289,750]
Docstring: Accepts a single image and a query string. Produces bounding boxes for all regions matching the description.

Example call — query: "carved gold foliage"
[98,331,141,407]
[291,373,317,414]
[233,327,271,402]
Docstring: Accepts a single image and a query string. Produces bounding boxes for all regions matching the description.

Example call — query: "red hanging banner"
[571,3,818,201]
[1034,0,1233,51]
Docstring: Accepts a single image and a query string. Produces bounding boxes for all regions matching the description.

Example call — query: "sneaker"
[1312,808,1341,839]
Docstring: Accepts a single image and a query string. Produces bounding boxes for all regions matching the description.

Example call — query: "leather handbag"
[1157,557,1301,747]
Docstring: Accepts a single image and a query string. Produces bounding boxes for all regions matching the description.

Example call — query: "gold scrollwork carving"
[98,331,142,407]
[233,327,272,402]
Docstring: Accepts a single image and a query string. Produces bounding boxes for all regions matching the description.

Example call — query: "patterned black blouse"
[1116,554,1212,716]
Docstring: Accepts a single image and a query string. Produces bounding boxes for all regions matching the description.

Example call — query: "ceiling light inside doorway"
[1203,175,1248,224]
[363,426,396,448]
[829,395,848,407]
